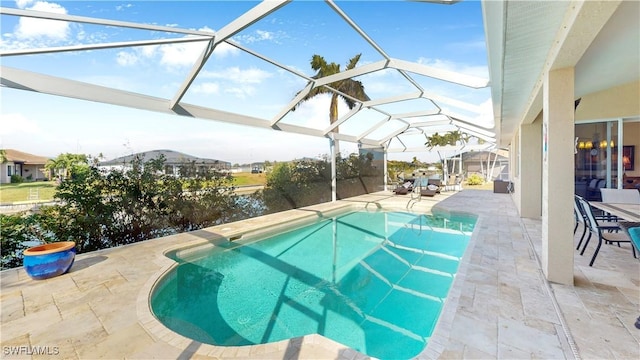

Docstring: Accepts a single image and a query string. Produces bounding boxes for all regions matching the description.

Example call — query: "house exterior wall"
[0,162,49,183]
[575,80,640,121]
[0,162,15,184]
[520,117,543,219]
[511,130,521,214]
[540,67,576,285]
[22,164,48,181]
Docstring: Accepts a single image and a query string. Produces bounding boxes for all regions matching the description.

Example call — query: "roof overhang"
[483,0,640,147]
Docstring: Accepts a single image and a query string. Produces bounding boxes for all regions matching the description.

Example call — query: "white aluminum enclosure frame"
[0,1,497,200]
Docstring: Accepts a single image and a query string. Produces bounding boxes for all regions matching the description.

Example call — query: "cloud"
[0,113,41,135]
[357,69,414,97]
[15,1,69,41]
[116,51,138,66]
[284,93,348,130]
[117,26,239,69]
[201,67,272,84]
[187,65,275,101]
[115,3,133,11]
[15,0,34,9]
[157,41,203,67]
[223,86,256,99]
[191,82,220,95]
[417,57,488,79]
[234,29,283,44]
[210,41,239,58]
[167,26,239,61]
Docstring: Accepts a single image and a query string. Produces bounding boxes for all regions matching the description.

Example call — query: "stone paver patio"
[1,190,638,359]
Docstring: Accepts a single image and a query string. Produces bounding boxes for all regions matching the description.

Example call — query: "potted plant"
[23,241,76,280]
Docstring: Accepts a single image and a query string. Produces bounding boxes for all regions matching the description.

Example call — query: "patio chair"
[415,178,438,197]
[628,227,640,260]
[618,222,640,256]
[574,194,620,250]
[444,175,462,191]
[575,195,633,266]
[574,195,589,250]
[427,179,443,193]
[420,188,437,197]
[600,188,640,204]
[394,181,413,195]
[586,179,606,201]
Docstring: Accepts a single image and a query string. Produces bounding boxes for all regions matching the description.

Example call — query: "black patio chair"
[575,195,633,266]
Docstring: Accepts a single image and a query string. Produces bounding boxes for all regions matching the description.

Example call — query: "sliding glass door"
[575,118,639,199]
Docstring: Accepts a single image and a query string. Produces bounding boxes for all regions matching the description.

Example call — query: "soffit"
[485,0,639,147]
[500,1,570,144]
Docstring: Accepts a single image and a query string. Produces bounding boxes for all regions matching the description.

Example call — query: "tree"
[292,54,370,155]
[45,153,89,180]
[425,130,472,177]
[0,213,46,269]
[411,156,422,169]
[424,132,447,149]
[0,149,7,164]
[0,155,261,268]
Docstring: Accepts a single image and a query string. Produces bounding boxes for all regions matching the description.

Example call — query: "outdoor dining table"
[589,202,640,222]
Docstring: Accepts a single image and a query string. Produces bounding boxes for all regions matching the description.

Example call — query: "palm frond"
[291,53,369,123]
[346,54,362,70]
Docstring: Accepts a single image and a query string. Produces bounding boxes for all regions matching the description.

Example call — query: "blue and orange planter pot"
[23,241,76,280]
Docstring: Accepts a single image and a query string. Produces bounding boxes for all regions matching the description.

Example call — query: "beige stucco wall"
[575,80,640,121]
[574,81,640,178]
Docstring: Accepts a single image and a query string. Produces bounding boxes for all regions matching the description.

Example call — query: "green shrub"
[1,155,262,269]
[466,173,484,185]
[10,174,23,183]
[0,213,49,269]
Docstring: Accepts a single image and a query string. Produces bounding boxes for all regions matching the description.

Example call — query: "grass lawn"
[0,175,493,204]
[0,182,57,203]
[232,172,267,186]
[0,174,266,204]
[463,181,495,191]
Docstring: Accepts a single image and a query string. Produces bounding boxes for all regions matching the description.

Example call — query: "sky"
[0,0,492,165]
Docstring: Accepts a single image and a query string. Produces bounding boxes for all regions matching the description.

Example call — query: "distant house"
[99,149,231,176]
[447,150,509,180]
[250,162,264,173]
[230,163,269,173]
[0,149,51,183]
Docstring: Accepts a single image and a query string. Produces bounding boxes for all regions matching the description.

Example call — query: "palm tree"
[424,132,446,150]
[425,130,471,178]
[292,54,370,156]
[45,153,89,180]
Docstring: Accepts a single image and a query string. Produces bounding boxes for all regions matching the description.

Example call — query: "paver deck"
[1,190,638,359]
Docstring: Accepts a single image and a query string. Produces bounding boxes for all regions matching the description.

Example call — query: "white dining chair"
[600,188,640,204]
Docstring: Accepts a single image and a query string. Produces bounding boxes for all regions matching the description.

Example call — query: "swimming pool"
[151,210,476,359]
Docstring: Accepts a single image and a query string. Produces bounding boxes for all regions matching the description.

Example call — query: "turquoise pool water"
[151,210,476,359]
